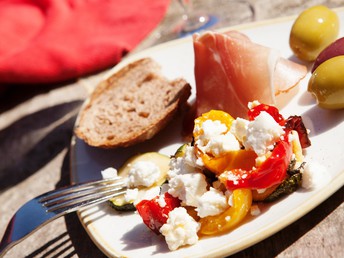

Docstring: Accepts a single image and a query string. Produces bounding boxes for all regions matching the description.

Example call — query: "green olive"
[290,5,339,61]
[308,55,344,109]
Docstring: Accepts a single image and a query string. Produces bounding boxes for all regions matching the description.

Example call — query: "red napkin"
[0,0,170,85]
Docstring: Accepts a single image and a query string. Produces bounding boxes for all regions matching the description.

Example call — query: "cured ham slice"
[193,31,307,118]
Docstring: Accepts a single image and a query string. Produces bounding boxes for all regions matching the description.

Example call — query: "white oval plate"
[70,9,344,258]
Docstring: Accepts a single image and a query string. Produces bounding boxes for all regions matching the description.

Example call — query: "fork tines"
[39,177,127,214]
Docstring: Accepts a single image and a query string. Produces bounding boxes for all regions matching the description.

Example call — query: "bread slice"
[74,58,191,148]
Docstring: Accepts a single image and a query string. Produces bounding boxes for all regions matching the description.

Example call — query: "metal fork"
[0,177,126,257]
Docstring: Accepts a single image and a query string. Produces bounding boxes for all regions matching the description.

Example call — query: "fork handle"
[0,217,18,257]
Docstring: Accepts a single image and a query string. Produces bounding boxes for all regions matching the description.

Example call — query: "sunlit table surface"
[1,0,343,257]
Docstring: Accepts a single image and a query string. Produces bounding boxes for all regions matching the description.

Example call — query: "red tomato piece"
[136,192,181,234]
[225,135,292,190]
[248,103,285,125]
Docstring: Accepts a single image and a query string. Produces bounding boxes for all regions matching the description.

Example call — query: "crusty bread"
[74,58,191,148]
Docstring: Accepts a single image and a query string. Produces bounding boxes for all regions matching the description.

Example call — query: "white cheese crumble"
[183,144,204,168]
[157,194,167,208]
[221,171,241,186]
[133,186,161,206]
[159,207,200,251]
[124,188,138,203]
[168,155,208,206]
[302,161,331,189]
[196,187,228,218]
[194,119,241,157]
[101,167,118,179]
[230,117,249,143]
[232,111,284,156]
[248,100,261,109]
[168,156,196,178]
[207,132,241,156]
[127,161,161,187]
[255,154,269,167]
[168,172,208,207]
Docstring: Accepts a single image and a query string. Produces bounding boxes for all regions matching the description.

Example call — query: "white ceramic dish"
[70,9,344,258]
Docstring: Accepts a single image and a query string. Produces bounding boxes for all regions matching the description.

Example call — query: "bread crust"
[74,58,191,148]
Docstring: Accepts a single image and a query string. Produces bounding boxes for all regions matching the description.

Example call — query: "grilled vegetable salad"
[107,101,311,251]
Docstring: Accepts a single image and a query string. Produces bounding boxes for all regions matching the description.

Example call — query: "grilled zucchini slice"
[109,152,170,211]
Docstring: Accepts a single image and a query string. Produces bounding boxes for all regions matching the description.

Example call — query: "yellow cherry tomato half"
[199,189,252,235]
[194,110,243,175]
[193,110,234,140]
[201,149,257,175]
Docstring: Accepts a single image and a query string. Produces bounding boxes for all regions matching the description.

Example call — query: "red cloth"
[0,0,170,84]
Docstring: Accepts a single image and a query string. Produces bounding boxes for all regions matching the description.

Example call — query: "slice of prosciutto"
[193,30,307,118]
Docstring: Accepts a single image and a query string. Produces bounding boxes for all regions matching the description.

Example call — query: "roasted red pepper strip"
[248,103,285,125]
[136,192,181,234]
[224,134,292,190]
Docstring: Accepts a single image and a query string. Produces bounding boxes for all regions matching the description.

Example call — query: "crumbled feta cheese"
[203,119,227,136]
[250,204,261,216]
[124,188,138,203]
[196,187,228,218]
[195,119,240,157]
[157,194,167,208]
[168,157,196,178]
[206,132,241,156]
[133,186,161,206]
[168,156,207,207]
[255,153,268,167]
[234,111,284,156]
[248,100,261,109]
[159,207,200,251]
[127,161,160,187]
[184,145,204,168]
[101,167,118,179]
[230,117,249,143]
[168,172,208,207]
[194,119,226,138]
[302,161,331,189]
[222,171,241,186]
